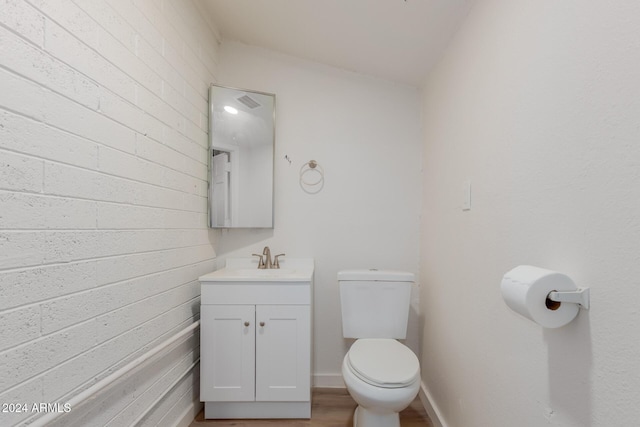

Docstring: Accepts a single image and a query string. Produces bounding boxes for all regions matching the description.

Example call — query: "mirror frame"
[208,83,276,228]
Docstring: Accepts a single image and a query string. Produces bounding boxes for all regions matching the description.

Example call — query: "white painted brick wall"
[0,0,219,425]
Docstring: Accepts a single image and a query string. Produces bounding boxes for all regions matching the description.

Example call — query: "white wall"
[0,0,218,425]
[214,41,423,385]
[420,1,640,426]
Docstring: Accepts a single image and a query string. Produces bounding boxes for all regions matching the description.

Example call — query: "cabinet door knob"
[244,321,250,327]
[259,322,265,327]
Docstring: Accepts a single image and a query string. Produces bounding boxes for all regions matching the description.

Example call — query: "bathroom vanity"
[199,258,314,419]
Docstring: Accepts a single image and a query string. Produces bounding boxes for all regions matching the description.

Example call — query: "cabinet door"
[201,305,255,401]
[255,305,310,401]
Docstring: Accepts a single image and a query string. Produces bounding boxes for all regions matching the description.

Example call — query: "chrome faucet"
[252,246,285,269]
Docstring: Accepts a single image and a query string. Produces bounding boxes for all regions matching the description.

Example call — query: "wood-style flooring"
[190,388,432,426]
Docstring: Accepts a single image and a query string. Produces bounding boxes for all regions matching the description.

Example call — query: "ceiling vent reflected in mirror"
[237,94,261,109]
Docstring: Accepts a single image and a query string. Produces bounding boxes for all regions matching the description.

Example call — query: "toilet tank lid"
[338,269,415,282]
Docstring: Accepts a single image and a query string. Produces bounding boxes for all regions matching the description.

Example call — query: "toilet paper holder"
[547,288,590,310]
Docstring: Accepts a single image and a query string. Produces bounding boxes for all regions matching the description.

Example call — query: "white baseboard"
[313,373,345,388]
[418,381,447,427]
[174,401,203,427]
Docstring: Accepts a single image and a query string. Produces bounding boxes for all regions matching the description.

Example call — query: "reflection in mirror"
[208,84,275,228]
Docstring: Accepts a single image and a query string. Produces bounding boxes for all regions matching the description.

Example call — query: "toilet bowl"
[338,269,420,427]
[342,339,420,427]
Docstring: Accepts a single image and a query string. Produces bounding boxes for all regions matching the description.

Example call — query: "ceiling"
[200,0,474,87]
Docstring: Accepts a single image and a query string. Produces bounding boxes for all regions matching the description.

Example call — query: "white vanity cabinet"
[200,304,256,402]
[199,259,313,419]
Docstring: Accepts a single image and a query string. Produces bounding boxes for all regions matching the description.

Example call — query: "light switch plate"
[462,180,471,211]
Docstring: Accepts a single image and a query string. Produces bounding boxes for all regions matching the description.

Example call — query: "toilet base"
[353,405,400,427]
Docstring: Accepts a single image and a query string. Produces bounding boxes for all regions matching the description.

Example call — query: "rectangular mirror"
[208,84,275,228]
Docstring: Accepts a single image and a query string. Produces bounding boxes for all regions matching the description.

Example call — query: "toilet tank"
[339,269,414,339]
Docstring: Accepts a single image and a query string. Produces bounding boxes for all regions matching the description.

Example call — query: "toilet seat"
[347,339,420,388]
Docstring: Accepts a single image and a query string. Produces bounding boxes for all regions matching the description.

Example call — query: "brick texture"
[0,0,218,425]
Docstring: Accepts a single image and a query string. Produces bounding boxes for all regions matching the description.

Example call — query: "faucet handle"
[273,254,286,269]
[252,254,266,269]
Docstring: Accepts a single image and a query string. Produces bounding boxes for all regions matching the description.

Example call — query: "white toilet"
[339,270,421,427]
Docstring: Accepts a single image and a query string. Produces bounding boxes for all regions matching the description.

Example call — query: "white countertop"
[199,258,314,282]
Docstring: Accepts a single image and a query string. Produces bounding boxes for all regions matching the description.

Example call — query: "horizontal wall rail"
[28,321,200,427]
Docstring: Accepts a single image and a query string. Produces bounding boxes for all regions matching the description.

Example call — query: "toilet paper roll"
[501,265,580,328]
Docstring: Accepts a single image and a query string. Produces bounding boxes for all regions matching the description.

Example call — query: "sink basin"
[199,258,314,282]
[233,268,297,276]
